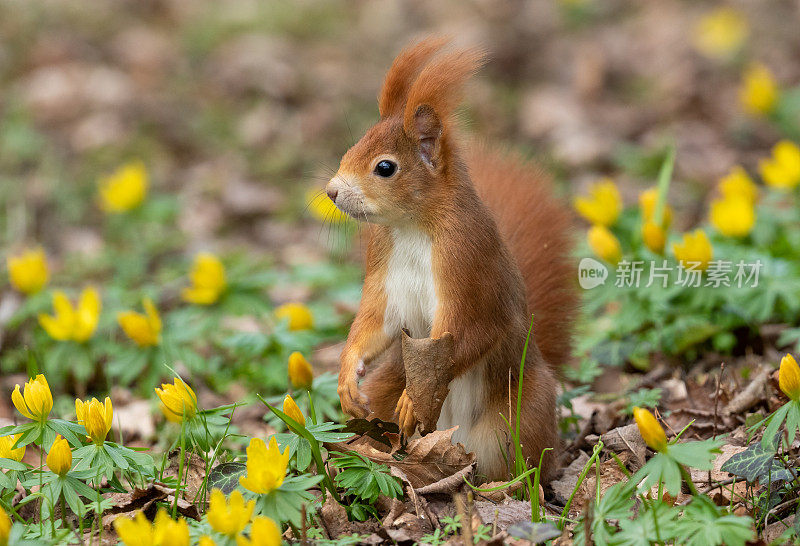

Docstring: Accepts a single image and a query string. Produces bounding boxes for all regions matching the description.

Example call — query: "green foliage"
[207,462,247,495]
[331,452,402,505]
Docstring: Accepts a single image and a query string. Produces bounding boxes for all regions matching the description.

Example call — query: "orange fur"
[326,38,576,481]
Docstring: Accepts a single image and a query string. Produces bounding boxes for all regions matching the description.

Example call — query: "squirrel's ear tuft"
[378,36,450,119]
[402,47,486,146]
[413,104,443,168]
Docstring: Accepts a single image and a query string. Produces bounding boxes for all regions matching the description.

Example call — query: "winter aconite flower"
[114,509,190,546]
[779,354,800,401]
[710,196,755,237]
[573,179,622,227]
[639,188,673,227]
[182,253,227,305]
[719,166,758,203]
[672,230,713,271]
[239,436,291,494]
[288,351,313,389]
[587,225,622,264]
[0,434,25,462]
[155,377,197,423]
[46,435,72,477]
[759,140,800,190]
[75,397,113,444]
[98,161,148,213]
[199,537,216,546]
[0,506,10,546]
[118,297,162,347]
[633,407,667,453]
[275,303,313,331]
[207,489,255,537]
[12,374,53,422]
[740,63,778,116]
[283,395,305,427]
[38,287,101,342]
[7,248,48,295]
[307,189,351,224]
[641,221,667,254]
[692,7,748,60]
[236,517,282,546]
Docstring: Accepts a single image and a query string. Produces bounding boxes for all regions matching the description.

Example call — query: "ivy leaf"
[720,442,777,483]
[507,521,561,543]
[342,418,399,448]
[208,462,247,495]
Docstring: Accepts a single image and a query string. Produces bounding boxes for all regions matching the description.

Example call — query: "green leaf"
[208,462,247,495]
[667,438,723,470]
[0,457,27,471]
[720,441,778,483]
[680,495,753,546]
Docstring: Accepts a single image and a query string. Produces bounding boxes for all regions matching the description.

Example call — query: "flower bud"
[779,354,800,401]
[633,407,667,452]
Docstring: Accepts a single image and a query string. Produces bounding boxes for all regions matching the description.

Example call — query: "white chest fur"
[383,227,437,339]
[383,227,485,446]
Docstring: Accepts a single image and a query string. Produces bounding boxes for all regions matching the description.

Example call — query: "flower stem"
[679,464,699,496]
[174,421,186,517]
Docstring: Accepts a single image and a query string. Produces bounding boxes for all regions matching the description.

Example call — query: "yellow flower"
[12,374,53,422]
[236,517,282,546]
[288,351,313,390]
[587,225,622,264]
[38,287,101,342]
[46,435,72,477]
[641,221,667,254]
[282,395,305,427]
[779,354,800,401]
[118,297,162,347]
[207,489,255,537]
[0,434,25,462]
[759,140,800,190]
[639,188,673,227]
[199,537,217,546]
[672,229,713,271]
[710,196,755,237]
[98,161,148,213]
[718,166,758,203]
[7,248,48,295]
[75,397,113,445]
[182,253,227,305]
[114,511,153,545]
[114,509,190,546]
[275,303,313,331]
[153,509,190,546]
[239,436,290,494]
[740,63,778,116]
[633,407,667,452]
[692,7,748,59]
[155,377,197,423]
[573,179,622,227]
[0,506,10,546]
[306,189,351,224]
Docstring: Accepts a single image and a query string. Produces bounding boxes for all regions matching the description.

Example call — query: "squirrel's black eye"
[374,160,397,178]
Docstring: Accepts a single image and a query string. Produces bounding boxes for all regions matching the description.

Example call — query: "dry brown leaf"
[328,427,475,491]
[401,330,454,434]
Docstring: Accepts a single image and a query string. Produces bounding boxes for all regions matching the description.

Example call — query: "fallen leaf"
[327,427,475,491]
[401,330,454,434]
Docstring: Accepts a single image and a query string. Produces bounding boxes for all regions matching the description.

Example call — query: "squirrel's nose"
[326,187,338,203]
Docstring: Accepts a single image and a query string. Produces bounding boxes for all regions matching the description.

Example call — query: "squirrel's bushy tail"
[467,145,578,368]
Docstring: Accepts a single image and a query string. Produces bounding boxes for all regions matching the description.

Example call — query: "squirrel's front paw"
[337,367,369,418]
[395,389,418,437]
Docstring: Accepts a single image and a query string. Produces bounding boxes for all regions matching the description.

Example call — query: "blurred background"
[1,0,799,425]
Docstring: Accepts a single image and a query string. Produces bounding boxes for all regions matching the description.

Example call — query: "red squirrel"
[325,37,577,480]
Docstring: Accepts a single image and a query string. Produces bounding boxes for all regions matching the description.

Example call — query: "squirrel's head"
[326,37,484,226]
